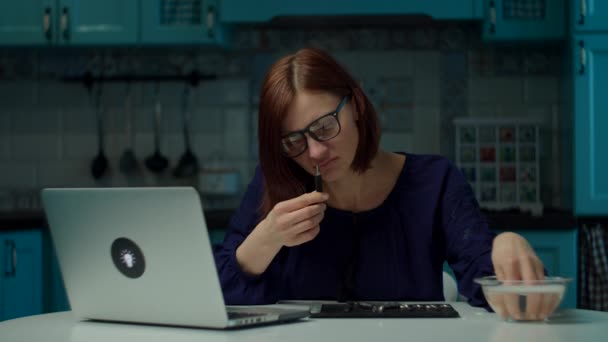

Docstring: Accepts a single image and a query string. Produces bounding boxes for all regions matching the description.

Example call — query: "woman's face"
[281,90,359,182]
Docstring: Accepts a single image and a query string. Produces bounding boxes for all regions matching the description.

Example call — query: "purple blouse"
[214,153,496,308]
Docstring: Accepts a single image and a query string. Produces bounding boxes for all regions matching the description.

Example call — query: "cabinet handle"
[489,1,496,34]
[206,6,215,38]
[4,240,16,277]
[61,7,70,40]
[11,242,17,276]
[578,0,586,25]
[579,40,586,75]
[43,7,52,41]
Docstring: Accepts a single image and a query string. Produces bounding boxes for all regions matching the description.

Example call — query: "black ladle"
[173,85,199,178]
[91,84,108,179]
[145,83,169,174]
[119,83,138,175]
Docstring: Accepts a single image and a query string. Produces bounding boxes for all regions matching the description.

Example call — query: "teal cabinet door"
[57,0,138,45]
[49,245,70,312]
[573,35,608,215]
[572,0,608,32]
[220,0,476,22]
[0,230,43,321]
[482,0,566,41]
[495,229,578,308]
[209,229,225,246]
[0,0,137,45]
[141,0,228,45]
[0,0,55,45]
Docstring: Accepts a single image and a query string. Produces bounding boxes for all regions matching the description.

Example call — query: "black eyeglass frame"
[280,94,351,158]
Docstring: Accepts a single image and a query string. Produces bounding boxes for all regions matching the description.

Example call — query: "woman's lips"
[319,157,336,169]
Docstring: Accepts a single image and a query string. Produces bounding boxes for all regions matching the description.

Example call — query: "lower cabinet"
[0,230,43,321]
[46,239,70,313]
[209,229,226,247]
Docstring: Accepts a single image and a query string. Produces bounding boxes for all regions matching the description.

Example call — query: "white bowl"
[474,276,571,321]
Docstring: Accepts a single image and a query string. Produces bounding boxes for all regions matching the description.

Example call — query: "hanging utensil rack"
[62,69,216,88]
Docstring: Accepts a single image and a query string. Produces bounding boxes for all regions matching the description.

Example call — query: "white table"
[1,303,607,342]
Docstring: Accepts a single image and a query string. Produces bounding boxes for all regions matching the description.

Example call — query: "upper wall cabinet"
[0,0,138,45]
[0,0,52,45]
[482,0,566,41]
[572,0,608,32]
[573,35,608,215]
[141,0,228,45]
[219,0,478,23]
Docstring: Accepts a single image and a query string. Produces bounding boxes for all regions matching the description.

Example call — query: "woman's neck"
[324,150,398,212]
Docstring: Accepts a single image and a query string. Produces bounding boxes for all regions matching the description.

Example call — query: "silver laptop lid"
[42,187,229,328]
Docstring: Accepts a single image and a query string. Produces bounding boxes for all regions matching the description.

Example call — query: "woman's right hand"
[236,191,329,276]
[261,191,329,248]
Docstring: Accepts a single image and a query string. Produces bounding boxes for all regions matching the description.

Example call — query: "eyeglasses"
[280,94,350,158]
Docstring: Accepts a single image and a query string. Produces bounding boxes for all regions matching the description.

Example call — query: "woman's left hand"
[490,232,556,321]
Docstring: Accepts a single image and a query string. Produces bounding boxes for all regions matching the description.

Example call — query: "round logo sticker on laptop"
[111,238,146,278]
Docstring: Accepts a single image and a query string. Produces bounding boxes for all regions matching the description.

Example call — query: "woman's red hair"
[258,47,380,218]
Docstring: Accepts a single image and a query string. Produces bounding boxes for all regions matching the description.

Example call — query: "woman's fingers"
[292,225,321,245]
[281,202,326,228]
[289,211,325,236]
[275,192,329,213]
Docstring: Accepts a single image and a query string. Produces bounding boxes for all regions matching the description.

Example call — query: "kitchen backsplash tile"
[413,51,440,80]
[0,81,38,107]
[0,136,9,161]
[189,107,223,134]
[12,107,61,134]
[11,135,62,162]
[0,164,37,188]
[470,77,526,105]
[36,162,98,188]
[0,23,567,208]
[62,134,99,160]
[380,132,414,154]
[0,111,10,135]
[524,77,560,104]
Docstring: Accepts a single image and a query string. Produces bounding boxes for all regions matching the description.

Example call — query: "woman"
[214,48,547,320]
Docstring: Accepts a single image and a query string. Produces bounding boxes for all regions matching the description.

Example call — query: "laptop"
[42,187,309,329]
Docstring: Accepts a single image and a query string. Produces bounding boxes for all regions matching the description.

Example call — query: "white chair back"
[443,272,458,301]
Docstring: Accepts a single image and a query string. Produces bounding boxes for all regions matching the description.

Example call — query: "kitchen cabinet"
[482,0,566,41]
[43,234,69,313]
[141,0,228,45]
[0,230,43,321]
[0,0,53,45]
[573,35,608,215]
[0,0,138,45]
[572,0,608,32]
[219,0,478,23]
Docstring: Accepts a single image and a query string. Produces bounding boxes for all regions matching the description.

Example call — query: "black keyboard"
[310,303,459,318]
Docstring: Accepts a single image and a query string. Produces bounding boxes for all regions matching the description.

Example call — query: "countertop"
[481,208,577,230]
[0,209,237,231]
[2,304,608,342]
[0,208,578,231]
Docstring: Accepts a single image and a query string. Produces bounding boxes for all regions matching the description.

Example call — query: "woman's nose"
[306,136,327,160]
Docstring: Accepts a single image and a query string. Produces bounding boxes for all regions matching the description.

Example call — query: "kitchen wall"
[0,22,568,210]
